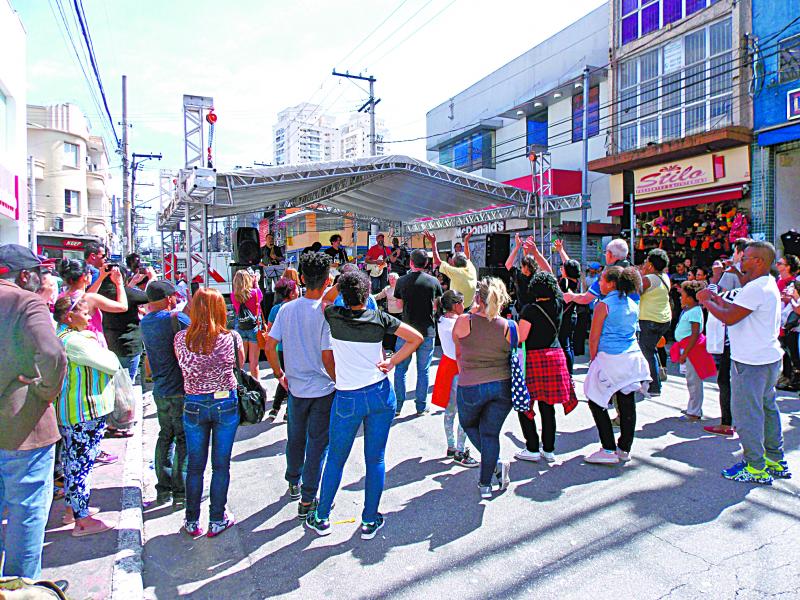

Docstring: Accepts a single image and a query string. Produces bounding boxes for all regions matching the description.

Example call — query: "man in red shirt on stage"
[366,233,392,294]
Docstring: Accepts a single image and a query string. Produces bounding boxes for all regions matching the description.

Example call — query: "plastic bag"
[107,368,136,429]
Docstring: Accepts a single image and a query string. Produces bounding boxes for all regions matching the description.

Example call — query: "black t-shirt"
[261,244,283,265]
[390,246,409,276]
[520,298,564,350]
[324,246,348,266]
[100,284,150,357]
[511,268,533,311]
[394,271,443,338]
[559,278,580,317]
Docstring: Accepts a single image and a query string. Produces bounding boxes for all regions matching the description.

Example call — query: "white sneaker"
[616,448,631,462]
[584,448,620,464]
[514,449,540,462]
[478,485,492,499]
[495,460,511,490]
[542,451,556,463]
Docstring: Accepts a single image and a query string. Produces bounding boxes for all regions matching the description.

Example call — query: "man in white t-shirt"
[698,241,790,485]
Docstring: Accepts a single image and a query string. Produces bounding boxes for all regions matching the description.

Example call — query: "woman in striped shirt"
[54,295,120,537]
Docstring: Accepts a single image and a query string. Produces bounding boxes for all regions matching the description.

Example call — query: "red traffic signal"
[206,110,217,124]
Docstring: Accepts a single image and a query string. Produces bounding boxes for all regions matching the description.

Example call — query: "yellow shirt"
[639,273,672,323]
[439,260,477,308]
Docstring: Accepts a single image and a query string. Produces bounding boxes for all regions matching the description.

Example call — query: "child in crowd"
[672,280,714,421]
[431,290,477,467]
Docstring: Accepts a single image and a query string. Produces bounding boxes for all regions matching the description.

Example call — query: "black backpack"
[237,300,258,330]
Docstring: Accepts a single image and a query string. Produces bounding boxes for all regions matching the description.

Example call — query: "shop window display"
[634,202,749,267]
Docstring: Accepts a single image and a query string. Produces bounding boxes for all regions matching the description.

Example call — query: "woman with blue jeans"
[453,277,514,499]
[174,288,244,538]
[306,270,422,540]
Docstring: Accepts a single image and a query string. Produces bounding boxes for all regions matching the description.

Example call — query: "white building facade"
[425,4,614,263]
[0,0,27,247]
[273,103,339,165]
[27,104,115,260]
[339,113,388,159]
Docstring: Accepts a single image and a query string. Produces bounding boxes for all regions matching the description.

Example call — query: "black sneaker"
[360,513,385,540]
[453,449,479,468]
[172,494,186,509]
[305,511,331,536]
[297,499,318,520]
[446,447,457,458]
[416,408,430,416]
[288,483,301,500]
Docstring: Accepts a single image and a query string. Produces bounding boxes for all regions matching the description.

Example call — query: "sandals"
[104,428,134,439]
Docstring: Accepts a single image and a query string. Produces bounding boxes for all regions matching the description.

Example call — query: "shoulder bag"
[236,300,258,331]
[507,319,532,413]
[232,335,266,425]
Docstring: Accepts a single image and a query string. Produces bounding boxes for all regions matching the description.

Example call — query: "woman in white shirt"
[432,291,477,467]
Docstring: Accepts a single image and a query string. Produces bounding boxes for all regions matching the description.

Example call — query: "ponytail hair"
[57,258,90,285]
[436,289,463,321]
[475,277,511,320]
[603,265,642,297]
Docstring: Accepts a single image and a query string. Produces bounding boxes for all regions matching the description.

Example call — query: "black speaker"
[485,233,510,268]
[234,227,260,265]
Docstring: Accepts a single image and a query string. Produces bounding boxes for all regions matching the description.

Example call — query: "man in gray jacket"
[0,244,67,579]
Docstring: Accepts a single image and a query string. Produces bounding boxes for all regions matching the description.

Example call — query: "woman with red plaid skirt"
[515,272,578,463]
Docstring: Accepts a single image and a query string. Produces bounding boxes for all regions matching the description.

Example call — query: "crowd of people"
[0,225,794,584]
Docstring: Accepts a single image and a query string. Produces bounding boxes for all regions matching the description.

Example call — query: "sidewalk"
[40,389,144,600]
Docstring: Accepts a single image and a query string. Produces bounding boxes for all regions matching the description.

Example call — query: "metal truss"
[539,194,588,215]
[403,204,528,233]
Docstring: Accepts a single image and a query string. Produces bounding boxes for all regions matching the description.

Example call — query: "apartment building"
[27,103,115,259]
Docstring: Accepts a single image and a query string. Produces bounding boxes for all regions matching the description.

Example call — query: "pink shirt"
[231,288,263,317]
[58,290,107,348]
[173,329,242,394]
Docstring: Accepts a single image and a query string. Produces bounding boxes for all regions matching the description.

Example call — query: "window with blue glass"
[438,130,495,172]
[572,87,600,142]
[526,109,548,148]
[620,0,720,46]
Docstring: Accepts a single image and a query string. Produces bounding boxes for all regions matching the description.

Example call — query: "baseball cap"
[588,261,601,270]
[0,244,44,275]
[146,280,178,302]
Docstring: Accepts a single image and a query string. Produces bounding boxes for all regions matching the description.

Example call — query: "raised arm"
[423,230,442,267]
[505,233,522,271]
[697,288,752,326]
[553,239,571,264]
[463,229,472,260]
[523,237,552,274]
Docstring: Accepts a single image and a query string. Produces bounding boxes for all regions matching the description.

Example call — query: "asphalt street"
[141,352,800,599]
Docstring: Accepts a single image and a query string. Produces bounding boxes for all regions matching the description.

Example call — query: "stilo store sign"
[634,154,714,197]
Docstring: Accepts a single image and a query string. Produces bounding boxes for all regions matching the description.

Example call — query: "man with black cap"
[0,244,68,580]
[140,280,190,506]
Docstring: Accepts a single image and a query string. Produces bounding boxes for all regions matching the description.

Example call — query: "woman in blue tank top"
[583,266,651,465]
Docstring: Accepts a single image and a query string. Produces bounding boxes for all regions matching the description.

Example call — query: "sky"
[14,0,606,237]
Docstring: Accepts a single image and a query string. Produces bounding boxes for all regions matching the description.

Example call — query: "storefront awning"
[608,184,745,217]
[757,123,800,146]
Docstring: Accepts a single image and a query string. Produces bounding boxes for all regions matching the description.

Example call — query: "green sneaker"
[721,461,773,485]
[764,458,792,479]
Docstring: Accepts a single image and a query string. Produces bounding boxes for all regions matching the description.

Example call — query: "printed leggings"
[59,416,107,519]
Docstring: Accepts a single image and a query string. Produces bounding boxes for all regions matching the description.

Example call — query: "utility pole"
[121,75,131,255]
[28,156,37,252]
[130,152,163,251]
[332,69,380,156]
[580,66,590,273]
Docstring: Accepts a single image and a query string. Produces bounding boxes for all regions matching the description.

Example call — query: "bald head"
[741,241,776,281]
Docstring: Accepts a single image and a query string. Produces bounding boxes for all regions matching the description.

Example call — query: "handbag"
[256,318,269,350]
[507,319,532,413]
[237,301,258,330]
[233,335,266,425]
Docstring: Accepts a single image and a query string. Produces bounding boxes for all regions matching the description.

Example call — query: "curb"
[110,387,145,600]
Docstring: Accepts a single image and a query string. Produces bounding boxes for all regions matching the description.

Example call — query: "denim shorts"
[236,327,258,342]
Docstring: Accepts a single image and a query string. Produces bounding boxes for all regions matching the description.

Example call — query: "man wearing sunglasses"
[0,244,68,581]
[84,240,108,285]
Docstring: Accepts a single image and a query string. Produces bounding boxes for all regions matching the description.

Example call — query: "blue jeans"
[285,392,334,504]
[394,335,435,412]
[119,353,141,384]
[457,380,512,486]
[317,379,395,523]
[0,445,55,579]
[183,391,239,523]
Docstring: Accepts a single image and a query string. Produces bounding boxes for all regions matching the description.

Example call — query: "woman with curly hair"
[453,277,514,499]
[584,266,651,465]
[514,271,578,464]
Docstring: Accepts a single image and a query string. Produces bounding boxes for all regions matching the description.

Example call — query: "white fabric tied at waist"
[583,350,652,409]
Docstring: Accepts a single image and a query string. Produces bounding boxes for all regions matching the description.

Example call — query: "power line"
[336,0,411,66]
[72,0,120,147]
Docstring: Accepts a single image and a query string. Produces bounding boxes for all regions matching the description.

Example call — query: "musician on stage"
[389,237,410,277]
[261,233,284,266]
[324,234,349,268]
[366,233,392,294]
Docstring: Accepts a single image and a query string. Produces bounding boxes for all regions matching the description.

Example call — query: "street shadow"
[231,438,286,463]
[341,456,453,493]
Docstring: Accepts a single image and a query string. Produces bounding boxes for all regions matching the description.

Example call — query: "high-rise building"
[339,113,389,159]
[27,103,116,259]
[273,103,339,165]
